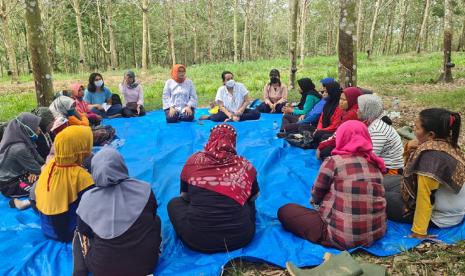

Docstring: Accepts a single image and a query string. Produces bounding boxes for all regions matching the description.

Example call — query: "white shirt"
[432,184,465,227]
[215,83,248,114]
[162,79,198,111]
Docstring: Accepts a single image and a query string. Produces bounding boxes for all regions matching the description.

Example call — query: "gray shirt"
[0,143,43,183]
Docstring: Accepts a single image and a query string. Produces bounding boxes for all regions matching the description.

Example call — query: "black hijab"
[321,81,342,128]
[297,78,321,110]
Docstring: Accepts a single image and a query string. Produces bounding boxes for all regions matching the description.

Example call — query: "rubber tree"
[338,0,357,87]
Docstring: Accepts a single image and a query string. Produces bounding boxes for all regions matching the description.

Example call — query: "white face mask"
[94,80,104,88]
[225,80,235,88]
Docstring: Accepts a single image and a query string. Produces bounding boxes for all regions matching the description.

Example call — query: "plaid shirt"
[312,155,386,249]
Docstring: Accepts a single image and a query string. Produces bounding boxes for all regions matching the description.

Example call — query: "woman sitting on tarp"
[73,148,161,276]
[31,107,55,160]
[278,120,387,249]
[71,83,102,126]
[168,124,259,253]
[318,94,405,175]
[277,78,321,137]
[307,84,362,149]
[385,108,465,239]
[84,73,112,117]
[162,64,198,123]
[277,77,334,137]
[50,96,90,126]
[33,126,94,242]
[0,113,44,198]
[256,69,288,113]
[119,71,146,117]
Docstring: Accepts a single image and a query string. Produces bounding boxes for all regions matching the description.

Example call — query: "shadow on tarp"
[1,109,464,276]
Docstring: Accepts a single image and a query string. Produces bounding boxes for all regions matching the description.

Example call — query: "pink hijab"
[332,120,386,172]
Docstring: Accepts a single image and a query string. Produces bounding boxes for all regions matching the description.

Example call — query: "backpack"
[285,130,315,149]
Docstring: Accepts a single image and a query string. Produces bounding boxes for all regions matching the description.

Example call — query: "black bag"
[285,130,315,149]
[92,125,116,146]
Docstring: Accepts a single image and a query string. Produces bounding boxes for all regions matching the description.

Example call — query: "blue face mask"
[15,118,39,142]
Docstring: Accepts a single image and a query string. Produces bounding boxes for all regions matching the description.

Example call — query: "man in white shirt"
[203,71,260,122]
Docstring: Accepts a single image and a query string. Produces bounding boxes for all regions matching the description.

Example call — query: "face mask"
[225,80,235,88]
[16,118,39,142]
[95,80,104,88]
[67,108,76,117]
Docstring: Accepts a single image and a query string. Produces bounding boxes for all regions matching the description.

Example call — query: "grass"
[1,51,464,122]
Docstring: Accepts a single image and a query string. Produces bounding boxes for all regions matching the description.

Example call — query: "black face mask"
[270,76,280,84]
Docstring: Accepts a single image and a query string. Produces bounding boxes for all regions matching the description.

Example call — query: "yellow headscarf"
[35,126,94,215]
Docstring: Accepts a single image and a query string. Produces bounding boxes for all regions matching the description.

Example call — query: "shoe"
[277,132,286,138]
[9,199,31,210]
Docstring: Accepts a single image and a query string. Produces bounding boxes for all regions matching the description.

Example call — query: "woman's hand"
[27,174,38,183]
[409,232,438,239]
[316,149,321,160]
[184,106,193,116]
[283,106,293,114]
[168,107,177,118]
[232,115,240,122]
[298,115,305,121]
[136,105,141,115]
[270,103,276,113]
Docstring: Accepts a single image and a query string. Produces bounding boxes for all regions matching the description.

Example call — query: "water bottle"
[273,120,278,130]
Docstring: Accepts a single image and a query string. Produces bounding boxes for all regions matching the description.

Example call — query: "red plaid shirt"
[312,155,386,249]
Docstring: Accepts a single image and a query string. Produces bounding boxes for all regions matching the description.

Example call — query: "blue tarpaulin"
[1,109,465,275]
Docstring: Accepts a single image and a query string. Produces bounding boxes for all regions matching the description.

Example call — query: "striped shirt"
[368,118,404,169]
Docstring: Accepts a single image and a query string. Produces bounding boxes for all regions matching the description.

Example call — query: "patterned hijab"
[171,64,186,83]
[332,120,386,172]
[180,124,257,205]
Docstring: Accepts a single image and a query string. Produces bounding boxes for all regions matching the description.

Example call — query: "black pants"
[384,175,414,223]
[209,109,261,122]
[164,108,195,123]
[280,114,300,133]
[122,105,146,117]
[0,175,33,198]
[167,197,256,253]
[256,102,286,113]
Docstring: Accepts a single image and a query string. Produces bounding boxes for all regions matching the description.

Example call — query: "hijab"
[34,126,94,215]
[297,78,320,110]
[321,81,342,128]
[77,147,152,239]
[358,94,384,123]
[71,83,84,99]
[320,77,335,87]
[49,96,80,120]
[125,70,139,89]
[71,83,90,114]
[0,113,41,163]
[171,64,186,83]
[180,124,257,205]
[343,87,363,111]
[332,120,386,172]
[31,107,54,133]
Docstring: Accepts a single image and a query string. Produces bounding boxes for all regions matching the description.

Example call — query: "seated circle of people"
[278,77,334,136]
[0,113,44,198]
[256,69,288,113]
[278,120,387,249]
[73,148,161,276]
[84,73,113,118]
[71,83,102,126]
[317,94,405,175]
[33,125,94,242]
[201,71,260,122]
[384,108,465,239]
[278,77,322,136]
[119,70,146,117]
[163,64,198,123]
[168,124,259,253]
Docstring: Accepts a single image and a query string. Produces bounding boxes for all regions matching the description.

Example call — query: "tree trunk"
[242,0,249,61]
[0,0,19,83]
[147,22,153,66]
[107,0,117,69]
[167,0,176,66]
[440,0,453,82]
[416,0,430,54]
[24,0,54,106]
[96,0,111,60]
[396,0,409,54]
[130,14,137,67]
[289,0,299,90]
[299,0,309,67]
[233,0,238,63]
[207,0,213,61]
[367,0,382,59]
[382,6,394,55]
[457,18,465,51]
[355,0,363,53]
[71,0,86,72]
[141,0,149,70]
[338,0,357,88]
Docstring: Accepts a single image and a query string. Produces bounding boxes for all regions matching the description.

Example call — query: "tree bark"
[207,0,213,61]
[71,0,86,72]
[299,0,309,67]
[440,0,453,82]
[167,0,176,66]
[106,0,117,69]
[396,0,409,54]
[233,0,238,63]
[141,0,149,70]
[457,17,465,51]
[367,0,382,59]
[416,0,430,54]
[338,0,357,88]
[0,0,19,82]
[24,0,54,106]
[289,0,299,90]
[382,6,394,55]
[242,0,249,61]
[355,0,363,53]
